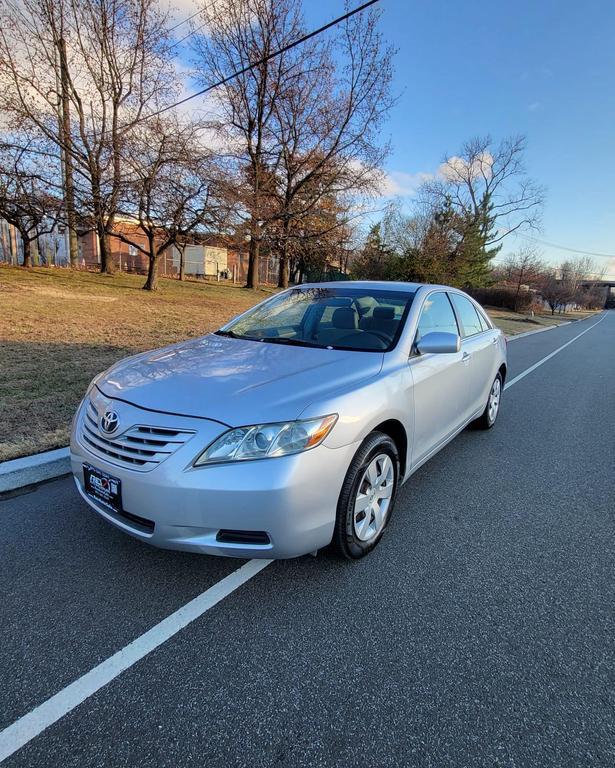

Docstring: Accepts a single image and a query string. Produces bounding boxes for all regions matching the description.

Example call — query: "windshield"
[218,286,416,352]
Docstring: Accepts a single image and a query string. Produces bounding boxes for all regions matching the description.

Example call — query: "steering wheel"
[365,329,392,345]
[336,331,389,350]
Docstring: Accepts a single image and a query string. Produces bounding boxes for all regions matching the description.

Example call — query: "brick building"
[76,220,277,284]
[1,216,286,285]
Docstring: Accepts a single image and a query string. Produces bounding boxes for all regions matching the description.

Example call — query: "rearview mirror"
[416,331,461,355]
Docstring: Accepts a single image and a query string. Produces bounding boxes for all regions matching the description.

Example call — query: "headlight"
[193,414,338,466]
[85,370,106,395]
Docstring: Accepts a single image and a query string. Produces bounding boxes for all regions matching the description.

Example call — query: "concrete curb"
[0,447,70,494]
[505,312,602,341]
[506,321,571,342]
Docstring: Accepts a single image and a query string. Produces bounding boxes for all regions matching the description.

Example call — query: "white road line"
[504,311,607,391]
[0,311,609,763]
[0,558,272,764]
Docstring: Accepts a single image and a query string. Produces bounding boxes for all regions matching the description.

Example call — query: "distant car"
[70,282,507,560]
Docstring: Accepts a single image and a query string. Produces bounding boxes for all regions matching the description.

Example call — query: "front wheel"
[472,372,503,430]
[332,431,399,560]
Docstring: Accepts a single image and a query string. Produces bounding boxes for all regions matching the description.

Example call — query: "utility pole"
[57,36,79,268]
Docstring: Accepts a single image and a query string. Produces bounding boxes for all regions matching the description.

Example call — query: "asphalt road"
[1,312,614,768]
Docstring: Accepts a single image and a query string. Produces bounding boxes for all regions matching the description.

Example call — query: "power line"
[169,0,222,52]
[143,0,381,123]
[168,8,202,34]
[3,2,381,152]
[519,233,615,259]
[170,20,209,50]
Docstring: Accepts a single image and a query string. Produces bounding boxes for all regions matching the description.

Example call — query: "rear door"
[409,291,468,464]
[448,292,498,418]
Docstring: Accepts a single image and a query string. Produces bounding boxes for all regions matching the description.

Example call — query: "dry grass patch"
[485,306,600,337]
[0,266,273,460]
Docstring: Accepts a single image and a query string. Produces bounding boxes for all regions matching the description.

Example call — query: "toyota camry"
[70,281,506,560]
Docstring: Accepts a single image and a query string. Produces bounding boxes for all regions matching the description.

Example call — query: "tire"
[472,371,503,430]
[332,431,400,560]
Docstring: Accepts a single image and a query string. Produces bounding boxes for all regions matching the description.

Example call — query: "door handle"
[462,351,471,363]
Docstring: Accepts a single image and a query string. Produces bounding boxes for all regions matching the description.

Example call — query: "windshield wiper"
[256,336,326,349]
[214,329,241,338]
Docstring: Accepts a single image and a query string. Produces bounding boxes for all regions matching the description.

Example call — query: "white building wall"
[0,218,69,265]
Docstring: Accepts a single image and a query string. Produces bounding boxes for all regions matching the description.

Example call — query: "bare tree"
[192,0,302,289]
[115,117,229,291]
[0,141,63,266]
[422,136,545,246]
[499,247,546,311]
[0,0,178,274]
[270,5,394,287]
[539,269,568,315]
[192,0,393,289]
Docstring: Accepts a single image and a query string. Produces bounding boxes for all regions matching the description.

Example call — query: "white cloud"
[528,101,542,112]
[604,256,615,279]
[160,0,198,27]
[379,152,495,200]
[379,170,433,198]
[439,152,493,182]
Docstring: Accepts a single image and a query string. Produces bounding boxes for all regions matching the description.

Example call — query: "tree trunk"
[179,244,186,281]
[68,227,79,269]
[246,235,260,290]
[98,227,115,275]
[514,281,522,313]
[143,237,159,291]
[57,36,79,268]
[21,234,32,268]
[277,221,290,289]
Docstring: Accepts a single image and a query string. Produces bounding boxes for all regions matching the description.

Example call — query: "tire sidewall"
[337,433,400,559]
[487,372,503,427]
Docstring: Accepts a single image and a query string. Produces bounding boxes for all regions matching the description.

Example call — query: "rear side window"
[477,309,491,331]
[449,293,483,337]
[417,292,459,340]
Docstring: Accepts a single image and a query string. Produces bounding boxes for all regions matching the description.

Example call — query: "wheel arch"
[498,362,507,385]
[372,418,408,479]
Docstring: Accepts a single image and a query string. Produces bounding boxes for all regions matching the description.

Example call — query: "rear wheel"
[333,431,399,560]
[472,372,502,430]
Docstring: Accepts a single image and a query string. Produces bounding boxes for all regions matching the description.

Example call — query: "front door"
[408,291,468,465]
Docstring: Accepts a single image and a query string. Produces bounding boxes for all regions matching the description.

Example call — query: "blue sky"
[172,0,615,276]
[310,0,615,276]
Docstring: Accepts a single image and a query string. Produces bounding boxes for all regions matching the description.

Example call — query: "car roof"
[297,280,450,293]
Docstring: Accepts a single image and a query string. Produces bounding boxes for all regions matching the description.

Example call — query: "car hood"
[97,334,383,425]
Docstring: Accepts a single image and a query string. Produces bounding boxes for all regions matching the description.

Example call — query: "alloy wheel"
[488,377,501,424]
[353,453,395,542]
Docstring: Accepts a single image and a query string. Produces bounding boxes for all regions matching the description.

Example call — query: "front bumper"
[70,397,359,559]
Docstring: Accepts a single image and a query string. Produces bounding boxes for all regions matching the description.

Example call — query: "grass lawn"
[0,266,601,461]
[485,306,599,337]
[0,266,274,461]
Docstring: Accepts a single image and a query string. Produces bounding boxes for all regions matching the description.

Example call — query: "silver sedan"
[70,281,507,560]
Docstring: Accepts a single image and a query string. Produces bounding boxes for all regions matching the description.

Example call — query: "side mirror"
[416,331,461,355]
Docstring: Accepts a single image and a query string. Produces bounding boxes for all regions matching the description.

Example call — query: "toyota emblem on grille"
[100,410,120,434]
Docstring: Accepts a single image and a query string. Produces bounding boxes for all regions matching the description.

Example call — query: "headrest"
[373,306,395,320]
[332,307,357,329]
[355,296,376,316]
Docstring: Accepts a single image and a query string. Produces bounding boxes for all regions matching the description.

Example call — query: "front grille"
[81,400,195,471]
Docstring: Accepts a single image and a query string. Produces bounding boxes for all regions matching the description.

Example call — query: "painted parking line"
[0,559,272,763]
[0,311,608,764]
[504,312,607,391]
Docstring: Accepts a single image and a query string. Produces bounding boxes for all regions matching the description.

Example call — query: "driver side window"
[416,292,459,343]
